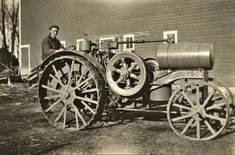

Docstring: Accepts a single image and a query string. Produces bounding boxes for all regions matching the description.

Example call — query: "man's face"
[49,28,59,38]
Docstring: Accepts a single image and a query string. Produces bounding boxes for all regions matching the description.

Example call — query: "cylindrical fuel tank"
[156,43,214,70]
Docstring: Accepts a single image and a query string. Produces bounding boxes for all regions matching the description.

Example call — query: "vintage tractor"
[37,38,233,141]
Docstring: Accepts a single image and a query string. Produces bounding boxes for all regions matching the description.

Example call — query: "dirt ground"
[0,84,235,155]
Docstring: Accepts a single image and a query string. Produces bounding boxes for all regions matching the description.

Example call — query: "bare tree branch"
[1,0,8,49]
[0,0,19,69]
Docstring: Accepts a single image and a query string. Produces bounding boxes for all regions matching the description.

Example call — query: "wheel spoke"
[55,105,66,122]
[174,93,184,102]
[181,118,194,135]
[45,98,63,112]
[63,105,67,128]
[172,103,191,111]
[74,63,81,73]
[81,88,98,94]
[204,119,216,135]
[213,96,223,101]
[169,111,189,115]
[49,74,64,87]
[196,86,200,105]
[52,65,64,85]
[204,114,226,125]
[172,113,192,122]
[196,119,200,140]
[42,84,60,93]
[116,76,124,84]
[81,82,92,90]
[206,102,227,110]
[78,76,93,88]
[71,103,87,126]
[65,62,70,72]
[182,92,194,107]
[67,60,75,86]
[44,94,61,100]
[77,68,88,85]
[113,68,121,74]
[130,73,139,80]
[74,110,79,129]
[81,101,95,114]
[123,61,127,69]
[128,62,137,72]
[75,96,98,105]
[201,90,216,108]
[125,79,131,88]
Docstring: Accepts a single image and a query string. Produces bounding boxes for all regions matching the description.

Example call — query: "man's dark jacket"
[42,35,64,60]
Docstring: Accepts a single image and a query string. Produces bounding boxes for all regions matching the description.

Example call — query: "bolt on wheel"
[167,81,230,141]
[38,55,105,130]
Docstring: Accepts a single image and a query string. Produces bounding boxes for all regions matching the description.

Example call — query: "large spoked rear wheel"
[38,55,105,130]
[167,81,230,141]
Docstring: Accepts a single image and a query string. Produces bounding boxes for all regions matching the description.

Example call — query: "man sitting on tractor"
[41,25,64,60]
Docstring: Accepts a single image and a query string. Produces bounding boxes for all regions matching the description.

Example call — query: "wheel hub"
[61,86,76,104]
[120,68,130,79]
[191,104,206,119]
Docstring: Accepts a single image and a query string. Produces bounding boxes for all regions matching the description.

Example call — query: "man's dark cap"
[49,25,59,30]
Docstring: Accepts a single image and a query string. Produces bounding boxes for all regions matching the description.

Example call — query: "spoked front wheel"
[38,55,105,130]
[167,81,230,141]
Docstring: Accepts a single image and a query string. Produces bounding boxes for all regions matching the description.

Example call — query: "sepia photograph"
[0,0,235,154]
